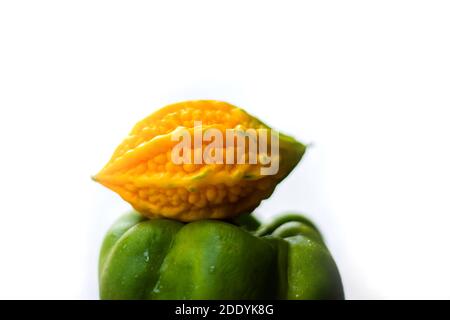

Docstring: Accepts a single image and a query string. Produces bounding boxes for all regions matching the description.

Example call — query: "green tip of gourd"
[278,132,307,178]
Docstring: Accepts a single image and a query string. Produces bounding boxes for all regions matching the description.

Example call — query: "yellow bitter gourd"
[94,100,305,221]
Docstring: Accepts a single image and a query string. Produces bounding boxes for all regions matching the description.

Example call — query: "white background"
[0,1,449,299]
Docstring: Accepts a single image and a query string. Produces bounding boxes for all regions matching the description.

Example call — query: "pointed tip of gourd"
[91,173,104,184]
[280,133,307,160]
[295,139,307,156]
[92,165,110,184]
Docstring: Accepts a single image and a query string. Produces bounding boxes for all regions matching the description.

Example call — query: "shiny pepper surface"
[99,211,344,300]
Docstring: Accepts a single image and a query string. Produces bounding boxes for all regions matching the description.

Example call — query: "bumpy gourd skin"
[99,212,344,300]
[93,100,306,221]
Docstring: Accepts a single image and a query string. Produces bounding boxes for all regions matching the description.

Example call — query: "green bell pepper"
[99,211,344,300]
